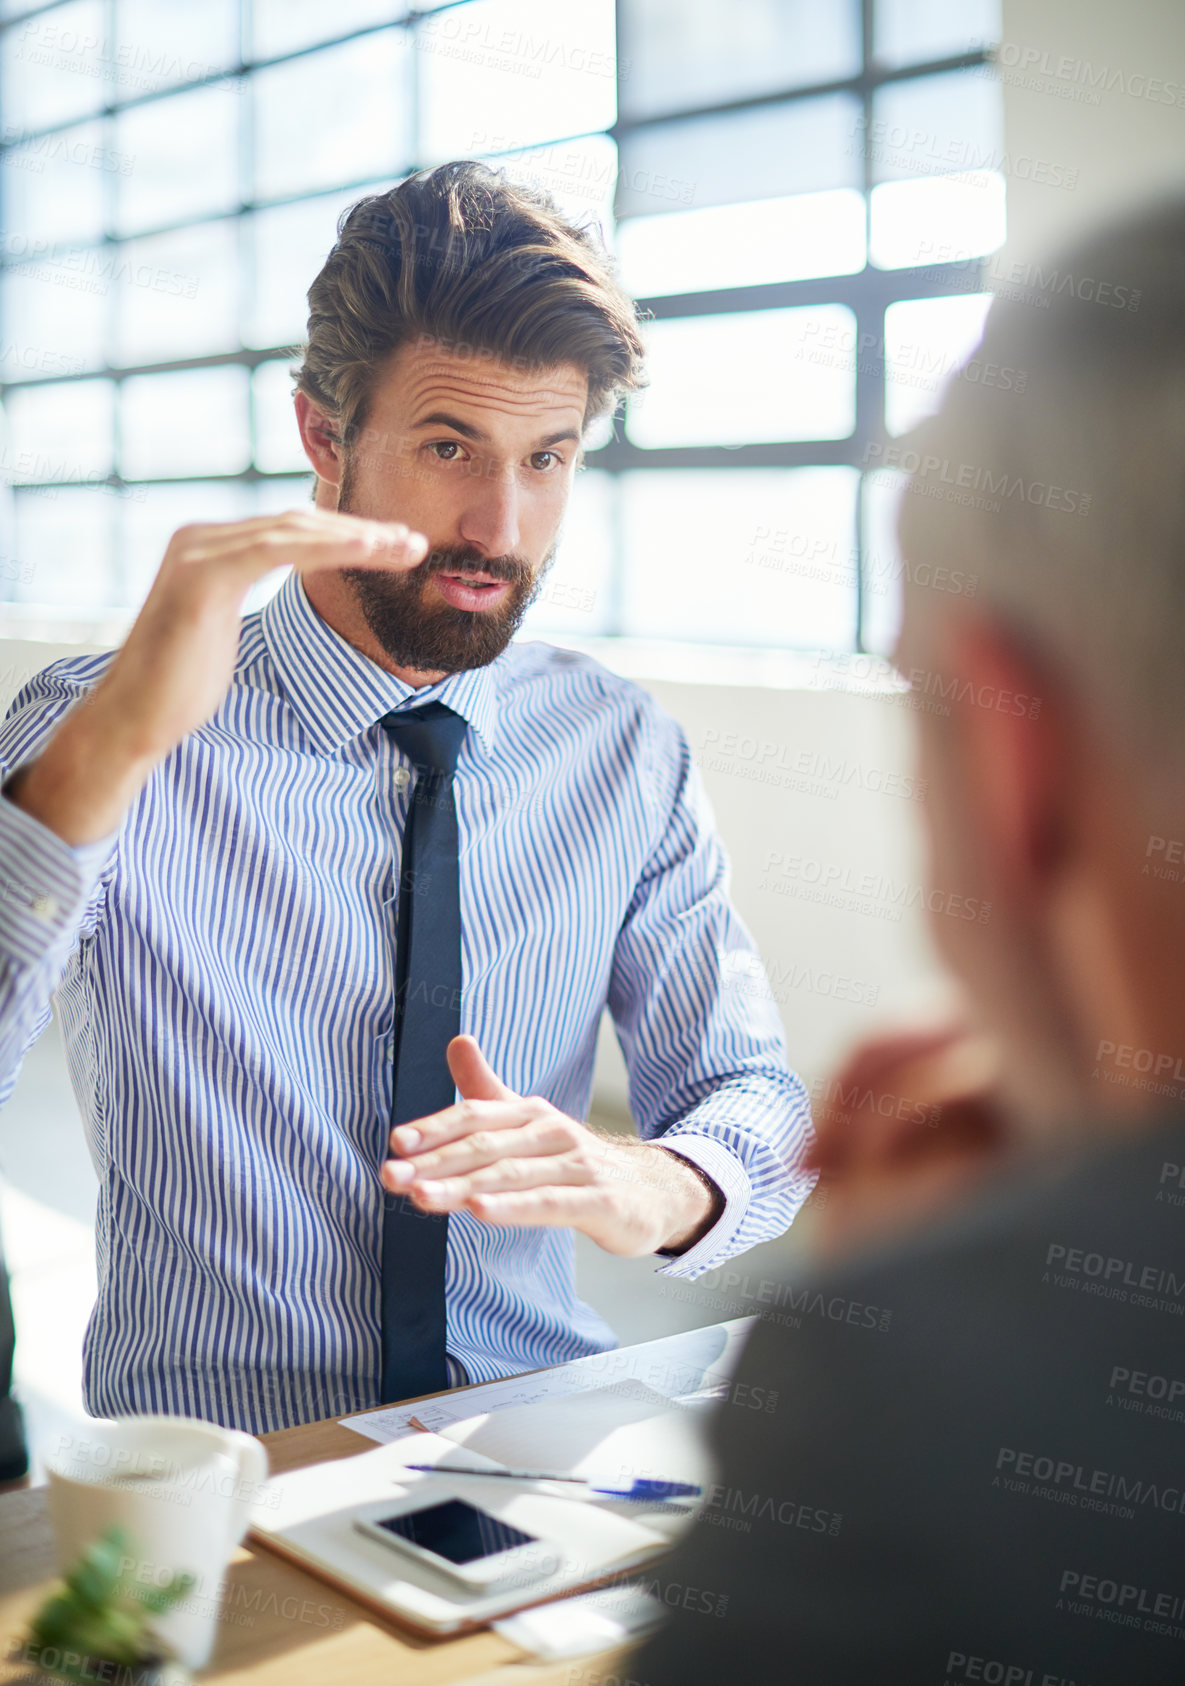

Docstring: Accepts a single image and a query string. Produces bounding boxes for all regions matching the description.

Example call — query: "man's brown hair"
[296,159,647,451]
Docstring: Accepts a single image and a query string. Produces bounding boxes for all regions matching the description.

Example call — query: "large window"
[0,0,1002,658]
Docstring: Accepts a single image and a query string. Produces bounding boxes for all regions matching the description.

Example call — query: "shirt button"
[30,893,58,920]
[392,767,411,790]
[386,1046,396,1064]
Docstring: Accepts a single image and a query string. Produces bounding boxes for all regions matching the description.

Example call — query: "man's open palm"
[380,1035,717,1257]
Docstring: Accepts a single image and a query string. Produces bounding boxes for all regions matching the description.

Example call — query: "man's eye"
[530,450,561,471]
[428,440,463,460]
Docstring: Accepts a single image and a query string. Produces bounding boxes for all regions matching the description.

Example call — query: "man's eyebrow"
[411,413,582,451]
[412,411,490,442]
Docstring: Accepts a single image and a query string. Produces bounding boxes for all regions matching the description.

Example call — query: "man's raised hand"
[95,508,426,765]
[7,509,427,846]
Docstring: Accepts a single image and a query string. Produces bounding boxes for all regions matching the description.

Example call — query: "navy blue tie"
[378,701,468,1405]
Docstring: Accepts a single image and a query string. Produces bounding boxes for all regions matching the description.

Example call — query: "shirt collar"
[259,569,502,758]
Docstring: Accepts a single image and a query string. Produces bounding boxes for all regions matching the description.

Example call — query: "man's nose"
[458,470,521,558]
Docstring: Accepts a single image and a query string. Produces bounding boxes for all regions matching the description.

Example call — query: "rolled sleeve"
[0,792,117,968]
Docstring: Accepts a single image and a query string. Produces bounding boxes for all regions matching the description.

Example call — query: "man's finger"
[179,506,425,551]
[448,1034,515,1102]
[199,522,428,588]
[465,1185,607,1227]
[389,1096,540,1156]
[387,1116,574,1178]
[287,523,430,574]
[400,1157,595,1209]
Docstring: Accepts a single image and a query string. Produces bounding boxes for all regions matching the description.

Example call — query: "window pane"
[618,189,865,298]
[871,171,1005,269]
[627,307,856,448]
[0,120,107,248]
[114,221,239,364]
[417,0,616,161]
[252,357,305,472]
[12,486,115,607]
[860,468,908,655]
[254,475,313,516]
[620,0,860,120]
[245,188,379,349]
[4,378,115,482]
[866,67,1005,270]
[0,253,108,379]
[248,478,315,612]
[115,84,240,235]
[0,1,107,132]
[867,67,1003,184]
[883,292,993,435]
[251,0,408,61]
[118,478,256,607]
[469,136,618,241]
[616,94,861,219]
[253,31,413,202]
[0,471,18,584]
[113,0,240,100]
[120,367,251,478]
[116,478,318,615]
[620,468,858,648]
[875,0,1000,69]
[521,469,613,637]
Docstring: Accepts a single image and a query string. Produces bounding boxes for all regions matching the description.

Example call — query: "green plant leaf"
[66,1532,126,1610]
[136,1571,195,1615]
[22,1522,188,1681]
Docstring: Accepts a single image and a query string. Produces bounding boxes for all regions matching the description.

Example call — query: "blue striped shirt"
[0,570,813,1434]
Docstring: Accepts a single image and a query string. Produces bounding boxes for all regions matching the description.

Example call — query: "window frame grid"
[0,0,996,653]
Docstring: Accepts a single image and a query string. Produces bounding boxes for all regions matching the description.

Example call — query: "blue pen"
[402,1463,702,1503]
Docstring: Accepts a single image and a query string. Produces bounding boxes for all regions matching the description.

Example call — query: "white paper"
[493,1583,666,1659]
[433,1380,680,1474]
[339,1317,755,1444]
[425,1379,713,1545]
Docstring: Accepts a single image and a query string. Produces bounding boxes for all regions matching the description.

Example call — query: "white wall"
[999,0,1185,261]
[593,677,950,1116]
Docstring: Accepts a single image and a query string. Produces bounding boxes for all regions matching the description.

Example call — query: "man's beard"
[337,465,550,673]
[341,542,546,673]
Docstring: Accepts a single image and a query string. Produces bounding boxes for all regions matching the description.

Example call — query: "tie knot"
[380,701,468,776]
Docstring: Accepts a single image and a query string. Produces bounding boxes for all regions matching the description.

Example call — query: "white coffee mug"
[45,1415,270,1670]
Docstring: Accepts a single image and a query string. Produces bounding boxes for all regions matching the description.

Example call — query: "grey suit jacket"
[635,1115,1185,1684]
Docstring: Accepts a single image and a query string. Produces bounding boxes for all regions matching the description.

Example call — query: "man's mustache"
[416,546,533,585]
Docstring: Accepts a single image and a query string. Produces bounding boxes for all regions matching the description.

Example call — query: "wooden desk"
[0,1388,639,1686]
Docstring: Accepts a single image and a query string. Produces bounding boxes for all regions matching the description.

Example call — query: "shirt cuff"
[649,1134,752,1280]
[0,790,117,967]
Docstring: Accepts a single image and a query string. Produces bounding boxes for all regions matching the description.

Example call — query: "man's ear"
[941,611,1072,902]
[294,392,344,487]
